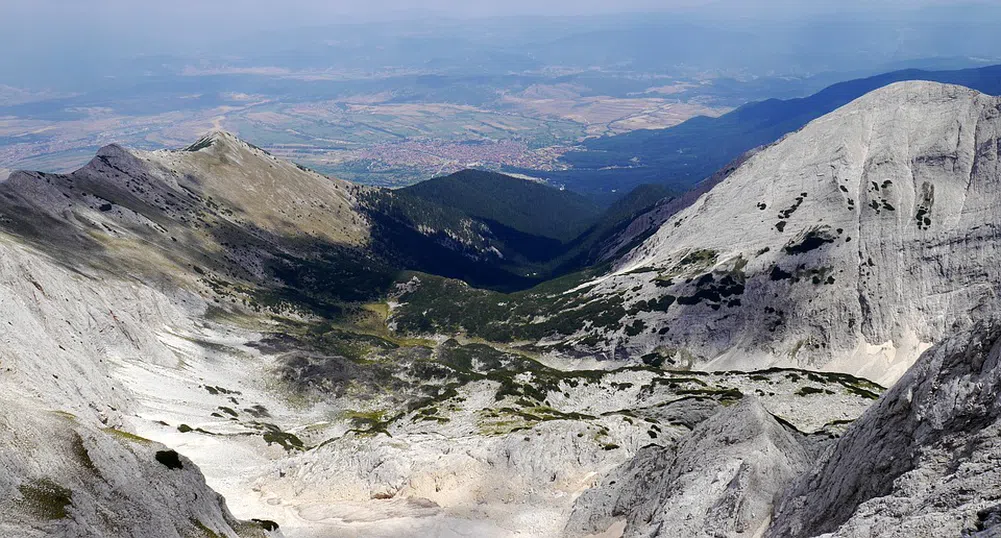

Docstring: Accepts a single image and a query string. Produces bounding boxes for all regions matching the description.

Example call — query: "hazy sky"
[4,0,967,25]
[3,0,995,89]
[3,0,975,51]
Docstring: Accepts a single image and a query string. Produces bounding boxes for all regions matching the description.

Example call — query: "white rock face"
[768,324,1001,538]
[0,234,198,425]
[0,233,283,537]
[564,398,811,538]
[0,398,268,538]
[576,81,1001,386]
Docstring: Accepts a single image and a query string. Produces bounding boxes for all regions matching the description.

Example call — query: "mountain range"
[5,80,1001,538]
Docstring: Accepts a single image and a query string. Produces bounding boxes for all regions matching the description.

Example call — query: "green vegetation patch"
[756,367,885,399]
[252,519,281,532]
[192,519,222,538]
[17,479,73,520]
[769,264,835,285]
[478,405,594,436]
[70,433,97,474]
[399,169,602,241]
[676,387,744,402]
[184,136,216,152]
[177,424,216,435]
[204,385,241,396]
[391,267,626,343]
[678,248,719,268]
[253,422,306,451]
[344,410,394,432]
[844,385,880,400]
[414,406,451,424]
[783,225,838,255]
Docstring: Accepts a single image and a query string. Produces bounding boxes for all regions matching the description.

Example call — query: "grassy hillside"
[554,64,1001,195]
[399,170,602,241]
[383,173,677,286]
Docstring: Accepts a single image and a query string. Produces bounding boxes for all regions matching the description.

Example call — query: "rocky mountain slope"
[768,323,1001,538]
[605,81,1001,385]
[1,130,576,300]
[556,323,1001,538]
[0,228,282,537]
[0,398,268,538]
[564,397,813,538]
[547,81,1001,538]
[0,127,881,537]
[0,185,875,537]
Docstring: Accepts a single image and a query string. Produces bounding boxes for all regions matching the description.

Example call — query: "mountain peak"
[93,142,136,162]
[857,79,982,101]
[181,129,251,154]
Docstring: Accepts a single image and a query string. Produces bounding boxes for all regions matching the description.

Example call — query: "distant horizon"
[5,0,1000,82]
[6,0,997,36]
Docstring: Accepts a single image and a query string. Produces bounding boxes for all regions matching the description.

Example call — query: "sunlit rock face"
[769,325,1001,538]
[576,81,1001,386]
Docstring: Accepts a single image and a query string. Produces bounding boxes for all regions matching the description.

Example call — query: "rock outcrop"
[0,398,276,538]
[564,398,811,538]
[768,324,1001,538]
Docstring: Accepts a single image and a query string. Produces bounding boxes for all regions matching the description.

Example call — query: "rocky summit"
[4,81,1001,538]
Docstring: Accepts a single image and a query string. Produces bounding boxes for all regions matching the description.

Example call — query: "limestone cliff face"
[0,398,267,538]
[768,324,1001,538]
[0,233,281,538]
[577,81,1001,385]
[564,398,811,538]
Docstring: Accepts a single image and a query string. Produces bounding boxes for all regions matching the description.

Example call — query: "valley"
[7,76,1001,537]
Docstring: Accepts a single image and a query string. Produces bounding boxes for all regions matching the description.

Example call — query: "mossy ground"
[17,479,72,520]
